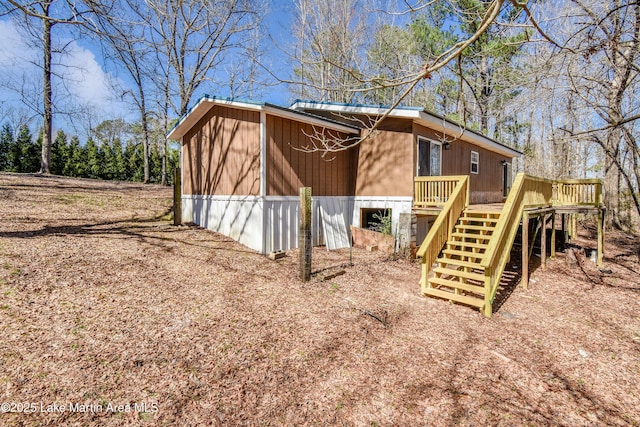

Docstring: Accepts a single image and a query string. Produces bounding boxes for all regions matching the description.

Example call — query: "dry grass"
[0,172,639,426]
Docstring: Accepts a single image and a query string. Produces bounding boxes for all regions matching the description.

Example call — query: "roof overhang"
[168,96,360,141]
[289,100,522,158]
[414,112,522,158]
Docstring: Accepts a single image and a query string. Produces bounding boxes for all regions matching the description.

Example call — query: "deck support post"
[541,213,547,271]
[483,268,492,318]
[522,211,529,289]
[561,213,566,248]
[420,262,429,293]
[597,208,604,267]
[551,212,556,258]
[299,187,312,281]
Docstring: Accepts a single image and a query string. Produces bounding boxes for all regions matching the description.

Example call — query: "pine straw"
[0,172,638,426]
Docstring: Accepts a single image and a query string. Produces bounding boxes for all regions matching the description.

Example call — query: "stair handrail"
[417,175,469,289]
[479,173,554,315]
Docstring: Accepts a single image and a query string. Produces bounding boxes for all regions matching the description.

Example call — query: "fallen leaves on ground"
[0,173,638,426]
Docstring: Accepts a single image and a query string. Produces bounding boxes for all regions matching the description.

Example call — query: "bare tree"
[226,26,272,100]
[144,0,263,116]
[0,0,100,174]
[91,0,153,182]
[291,0,369,103]
[526,0,640,228]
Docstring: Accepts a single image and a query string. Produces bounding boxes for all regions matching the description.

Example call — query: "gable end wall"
[182,105,261,196]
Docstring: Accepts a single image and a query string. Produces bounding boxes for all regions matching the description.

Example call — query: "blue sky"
[262,1,295,105]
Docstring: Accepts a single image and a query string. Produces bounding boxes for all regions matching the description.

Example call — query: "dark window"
[417,138,430,176]
[361,208,392,234]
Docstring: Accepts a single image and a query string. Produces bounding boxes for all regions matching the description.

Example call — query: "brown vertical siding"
[182,105,260,195]
[354,130,414,197]
[182,105,512,202]
[282,118,292,194]
[266,115,356,196]
[288,120,302,191]
[413,123,511,203]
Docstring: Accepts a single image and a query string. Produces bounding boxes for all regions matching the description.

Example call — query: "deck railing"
[479,173,554,316]
[414,176,469,208]
[553,179,602,206]
[416,176,469,291]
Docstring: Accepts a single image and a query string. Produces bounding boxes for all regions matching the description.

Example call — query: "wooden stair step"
[461,216,500,223]
[451,232,492,241]
[442,249,485,260]
[446,240,488,250]
[422,286,485,308]
[433,266,486,282]
[463,210,501,216]
[460,218,498,227]
[429,277,486,295]
[436,257,482,270]
[456,224,496,232]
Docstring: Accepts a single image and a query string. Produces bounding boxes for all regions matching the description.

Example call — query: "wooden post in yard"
[551,212,556,258]
[173,167,182,226]
[522,211,529,289]
[299,187,312,281]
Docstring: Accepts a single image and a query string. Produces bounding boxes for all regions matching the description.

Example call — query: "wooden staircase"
[416,174,604,317]
[423,209,501,309]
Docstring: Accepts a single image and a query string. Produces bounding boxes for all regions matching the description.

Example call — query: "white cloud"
[57,40,118,109]
[0,20,33,71]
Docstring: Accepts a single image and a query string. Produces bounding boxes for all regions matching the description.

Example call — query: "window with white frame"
[470,151,479,174]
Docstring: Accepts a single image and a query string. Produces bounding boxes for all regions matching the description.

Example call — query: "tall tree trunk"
[137,68,149,183]
[603,129,622,229]
[141,109,150,183]
[479,55,490,134]
[161,142,167,186]
[603,7,627,229]
[40,2,52,174]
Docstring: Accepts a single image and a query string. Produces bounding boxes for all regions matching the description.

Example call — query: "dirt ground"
[0,172,639,426]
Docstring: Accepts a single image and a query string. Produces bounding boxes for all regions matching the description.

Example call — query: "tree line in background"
[0,122,178,184]
[0,0,638,229]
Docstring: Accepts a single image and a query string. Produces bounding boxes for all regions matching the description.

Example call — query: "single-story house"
[167,96,521,254]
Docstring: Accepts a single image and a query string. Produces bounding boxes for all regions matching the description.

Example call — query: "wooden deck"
[413,202,504,216]
[414,175,604,317]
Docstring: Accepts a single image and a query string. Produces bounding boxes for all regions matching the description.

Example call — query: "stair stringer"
[483,206,525,309]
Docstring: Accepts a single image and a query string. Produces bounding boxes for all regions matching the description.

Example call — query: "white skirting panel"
[183,195,355,254]
[263,196,354,253]
[183,195,265,253]
[263,197,297,253]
